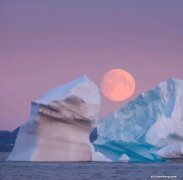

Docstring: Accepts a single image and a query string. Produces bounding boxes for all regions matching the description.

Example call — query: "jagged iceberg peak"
[94,77,183,162]
[34,74,101,121]
[40,74,99,103]
[8,75,101,161]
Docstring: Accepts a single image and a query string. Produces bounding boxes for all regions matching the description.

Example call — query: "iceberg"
[7,75,183,162]
[157,143,183,158]
[91,148,112,162]
[93,78,183,162]
[119,154,130,162]
[8,75,101,161]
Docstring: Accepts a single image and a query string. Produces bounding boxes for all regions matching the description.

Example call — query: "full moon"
[100,69,136,102]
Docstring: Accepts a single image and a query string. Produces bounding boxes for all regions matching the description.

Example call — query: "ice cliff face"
[8,75,101,161]
[93,78,183,162]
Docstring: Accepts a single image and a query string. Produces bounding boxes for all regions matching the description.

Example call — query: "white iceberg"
[157,143,183,158]
[8,75,101,161]
[119,154,130,162]
[91,148,112,162]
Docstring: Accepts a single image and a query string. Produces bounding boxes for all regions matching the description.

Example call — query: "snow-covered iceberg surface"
[93,78,183,162]
[8,75,101,161]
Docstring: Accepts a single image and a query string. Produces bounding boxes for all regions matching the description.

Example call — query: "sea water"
[0,153,183,180]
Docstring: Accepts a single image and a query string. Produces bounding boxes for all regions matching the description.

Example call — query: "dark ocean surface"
[0,153,183,180]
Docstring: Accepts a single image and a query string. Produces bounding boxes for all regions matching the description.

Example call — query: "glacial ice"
[91,147,112,162]
[7,75,101,161]
[93,78,183,162]
[7,75,183,162]
[157,143,183,158]
[119,154,130,162]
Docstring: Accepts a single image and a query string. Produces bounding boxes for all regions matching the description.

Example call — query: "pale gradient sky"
[1,0,183,130]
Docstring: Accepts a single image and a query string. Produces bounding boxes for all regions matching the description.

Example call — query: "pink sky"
[1,0,183,130]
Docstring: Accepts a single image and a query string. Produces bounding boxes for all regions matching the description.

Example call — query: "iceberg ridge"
[93,78,183,162]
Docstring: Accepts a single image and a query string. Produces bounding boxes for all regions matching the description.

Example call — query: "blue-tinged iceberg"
[92,78,183,162]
